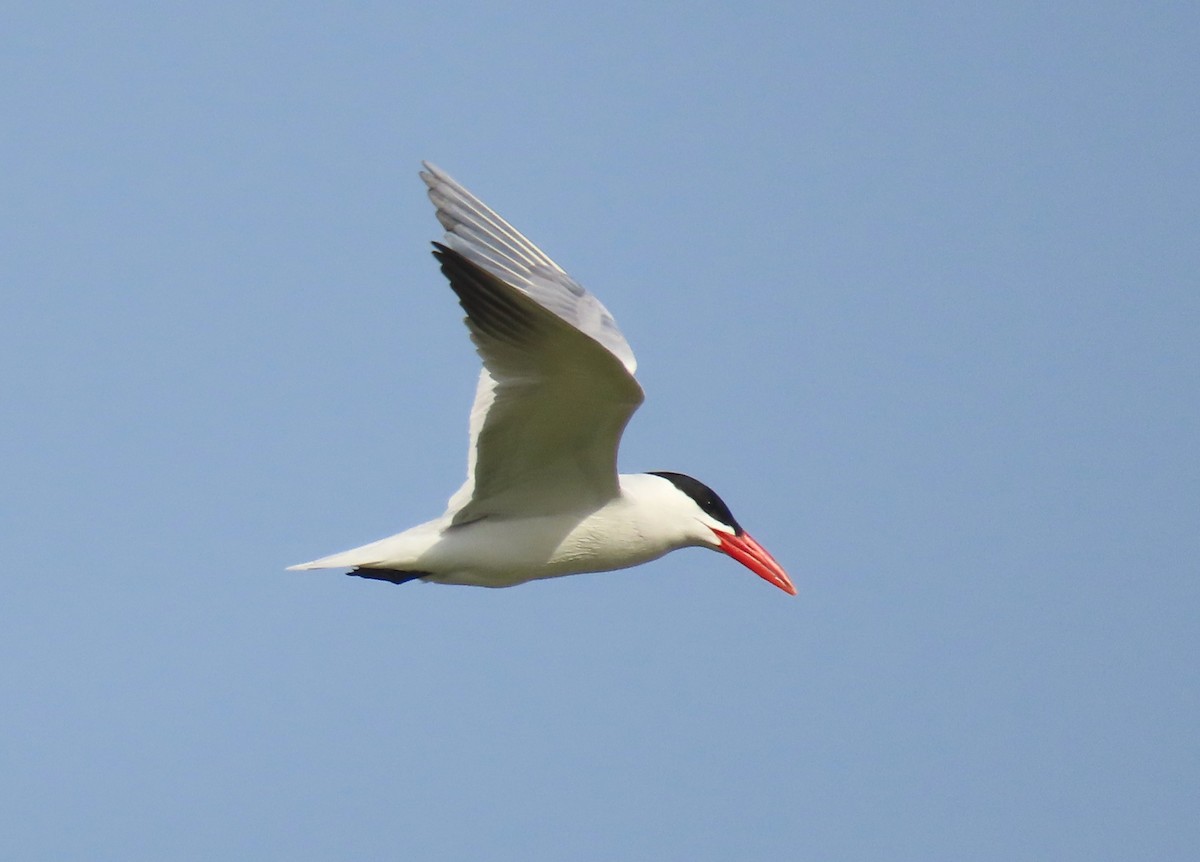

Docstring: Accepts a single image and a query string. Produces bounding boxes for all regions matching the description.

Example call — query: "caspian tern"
[289,163,796,596]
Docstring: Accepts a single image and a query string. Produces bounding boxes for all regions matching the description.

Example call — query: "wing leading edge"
[420,165,644,523]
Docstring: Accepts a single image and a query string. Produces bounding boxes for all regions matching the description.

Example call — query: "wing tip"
[348,567,429,586]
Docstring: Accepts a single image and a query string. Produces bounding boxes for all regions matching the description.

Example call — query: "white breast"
[422,474,707,587]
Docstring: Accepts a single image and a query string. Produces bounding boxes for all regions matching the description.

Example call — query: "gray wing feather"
[420,164,644,522]
[421,162,638,374]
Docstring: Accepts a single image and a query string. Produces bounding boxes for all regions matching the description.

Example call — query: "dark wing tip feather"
[348,567,429,586]
[432,243,542,345]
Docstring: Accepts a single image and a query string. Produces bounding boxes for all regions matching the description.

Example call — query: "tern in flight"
[289,163,795,595]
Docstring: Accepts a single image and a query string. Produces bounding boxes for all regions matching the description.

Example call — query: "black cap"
[647,471,744,535]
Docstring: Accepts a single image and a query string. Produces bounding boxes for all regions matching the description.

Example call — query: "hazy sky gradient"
[3,3,1197,859]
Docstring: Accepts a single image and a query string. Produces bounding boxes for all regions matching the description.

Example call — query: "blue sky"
[3,2,1197,859]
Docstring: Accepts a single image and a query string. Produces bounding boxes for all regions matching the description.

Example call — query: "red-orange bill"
[716,531,797,595]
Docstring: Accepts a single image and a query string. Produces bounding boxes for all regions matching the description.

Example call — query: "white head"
[644,471,796,595]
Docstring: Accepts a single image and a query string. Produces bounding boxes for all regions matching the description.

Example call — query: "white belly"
[421,509,678,587]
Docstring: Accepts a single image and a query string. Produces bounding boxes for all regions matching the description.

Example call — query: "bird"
[288,163,796,596]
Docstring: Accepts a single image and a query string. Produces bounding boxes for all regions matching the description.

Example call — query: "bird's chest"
[433,511,668,586]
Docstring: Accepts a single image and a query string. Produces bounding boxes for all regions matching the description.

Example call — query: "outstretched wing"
[420,163,644,523]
